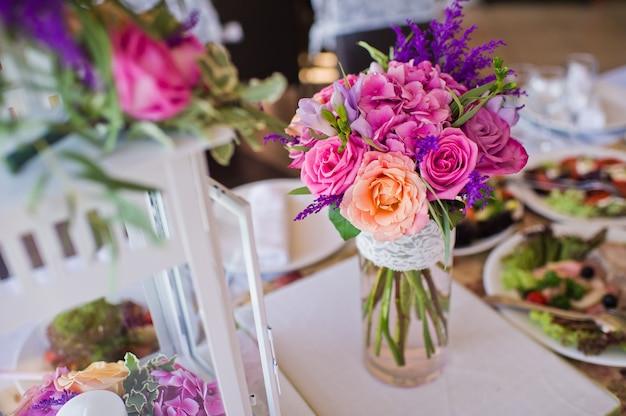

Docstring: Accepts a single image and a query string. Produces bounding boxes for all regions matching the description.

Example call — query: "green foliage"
[123,353,177,416]
[328,205,360,240]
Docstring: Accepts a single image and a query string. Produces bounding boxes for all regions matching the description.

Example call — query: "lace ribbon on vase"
[355,220,445,271]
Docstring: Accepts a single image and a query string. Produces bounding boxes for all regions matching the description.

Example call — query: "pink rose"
[12,367,72,416]
[170,35,204,86]
[461,107,528,175]
[340,151,430,242]
[111,24,192,121]
[301,135,367,195]
[288,127,317,169]
[420,128,479,201]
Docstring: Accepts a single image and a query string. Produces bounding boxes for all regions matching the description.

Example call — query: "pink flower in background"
[341,151,429,241]
[111,24,192,121]
[461,107,528,175]
[12,367,75,416]
[170,35,204,87]
[301,135,367,195]
[152,364,225,416]
[419,128,479,201]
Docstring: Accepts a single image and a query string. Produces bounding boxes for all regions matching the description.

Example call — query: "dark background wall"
[212,0,314,84]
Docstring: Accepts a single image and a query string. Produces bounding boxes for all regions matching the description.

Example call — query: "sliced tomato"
[584,190,612,205]
[525,291,547,305]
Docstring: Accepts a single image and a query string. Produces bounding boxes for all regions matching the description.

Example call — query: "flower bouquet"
[268,0,529,385]
[0,0,287,246]
[11,353,225,416]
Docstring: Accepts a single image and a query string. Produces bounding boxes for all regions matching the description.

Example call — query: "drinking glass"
[564,53,599,128]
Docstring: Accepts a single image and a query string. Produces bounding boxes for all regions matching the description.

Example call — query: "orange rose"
[54,361,129,395]
[340,151,430,242]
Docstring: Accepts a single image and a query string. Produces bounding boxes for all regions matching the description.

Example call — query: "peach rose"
[340,151,430,242]
[55,361,129,396]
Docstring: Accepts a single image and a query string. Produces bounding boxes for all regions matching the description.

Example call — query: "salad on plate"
[507,147,626,227]
[492,224,626,356]
[523,154,626,218]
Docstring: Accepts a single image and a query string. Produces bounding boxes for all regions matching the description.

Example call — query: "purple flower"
[152,364,225,416]
[0,0,95,87]
[295,194,343,221]
[461,170,492,209]
[11,367,73,416]
[460,107,528,175]
[391,0,504,88]
[295,98,336,136]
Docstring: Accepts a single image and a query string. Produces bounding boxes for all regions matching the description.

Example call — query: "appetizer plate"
[507,146,626,227]
[483,223,626,366]
[12,282,158,393]
[453,224,517,257]
[453,199,524,257]
[214,178,346,275]
[520,81,626,145]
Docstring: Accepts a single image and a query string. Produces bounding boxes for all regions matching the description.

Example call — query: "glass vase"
[357,220,454,387]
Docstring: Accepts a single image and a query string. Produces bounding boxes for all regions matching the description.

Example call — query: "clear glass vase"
[357,220,454,387]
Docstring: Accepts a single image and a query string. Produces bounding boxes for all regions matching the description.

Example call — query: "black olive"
[602,294,618,309]
[580,266,595,280]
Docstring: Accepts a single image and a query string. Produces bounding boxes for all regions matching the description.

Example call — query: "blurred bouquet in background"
[11,353,225,416]
[0,0,287,245]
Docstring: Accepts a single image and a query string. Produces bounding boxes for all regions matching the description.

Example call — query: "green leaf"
[288,186,311,195]
[209,142,235,166]
[107,192,161,244]
[357,41,389,70]
[240,72,288,103]
[27,172,50,212]
[328,205,360,240]
[127,122,175,148]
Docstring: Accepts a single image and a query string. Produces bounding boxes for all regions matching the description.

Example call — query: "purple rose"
[301,135,367,196]
[461,107,528,175]
[419,128,479,201]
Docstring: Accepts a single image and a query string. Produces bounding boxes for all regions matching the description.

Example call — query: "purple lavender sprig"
[461,170,493,209]
[392,0,505,88]
[295,194,343,221]
[0,0,95,87]
[31,390,78,411]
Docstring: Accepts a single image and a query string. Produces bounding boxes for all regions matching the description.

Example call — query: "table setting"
[2,0,626,415]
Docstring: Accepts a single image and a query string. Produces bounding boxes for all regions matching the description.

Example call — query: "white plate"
[507,146,626,227]
[214,178,346,275]
[12,282,158,393]
[483,222,626,366]
[453,199,524,257]
[520,81,626,145]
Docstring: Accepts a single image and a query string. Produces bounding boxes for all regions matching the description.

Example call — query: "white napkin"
[246,182,290,270]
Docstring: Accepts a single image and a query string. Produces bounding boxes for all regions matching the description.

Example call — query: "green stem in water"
[406,270,436,358]
[375,267,403,366]
[364,264,387,348]
[423,268,448,345]
[394,272,412,364]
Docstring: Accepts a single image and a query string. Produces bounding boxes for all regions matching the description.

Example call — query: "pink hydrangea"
[152,365,225,416]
